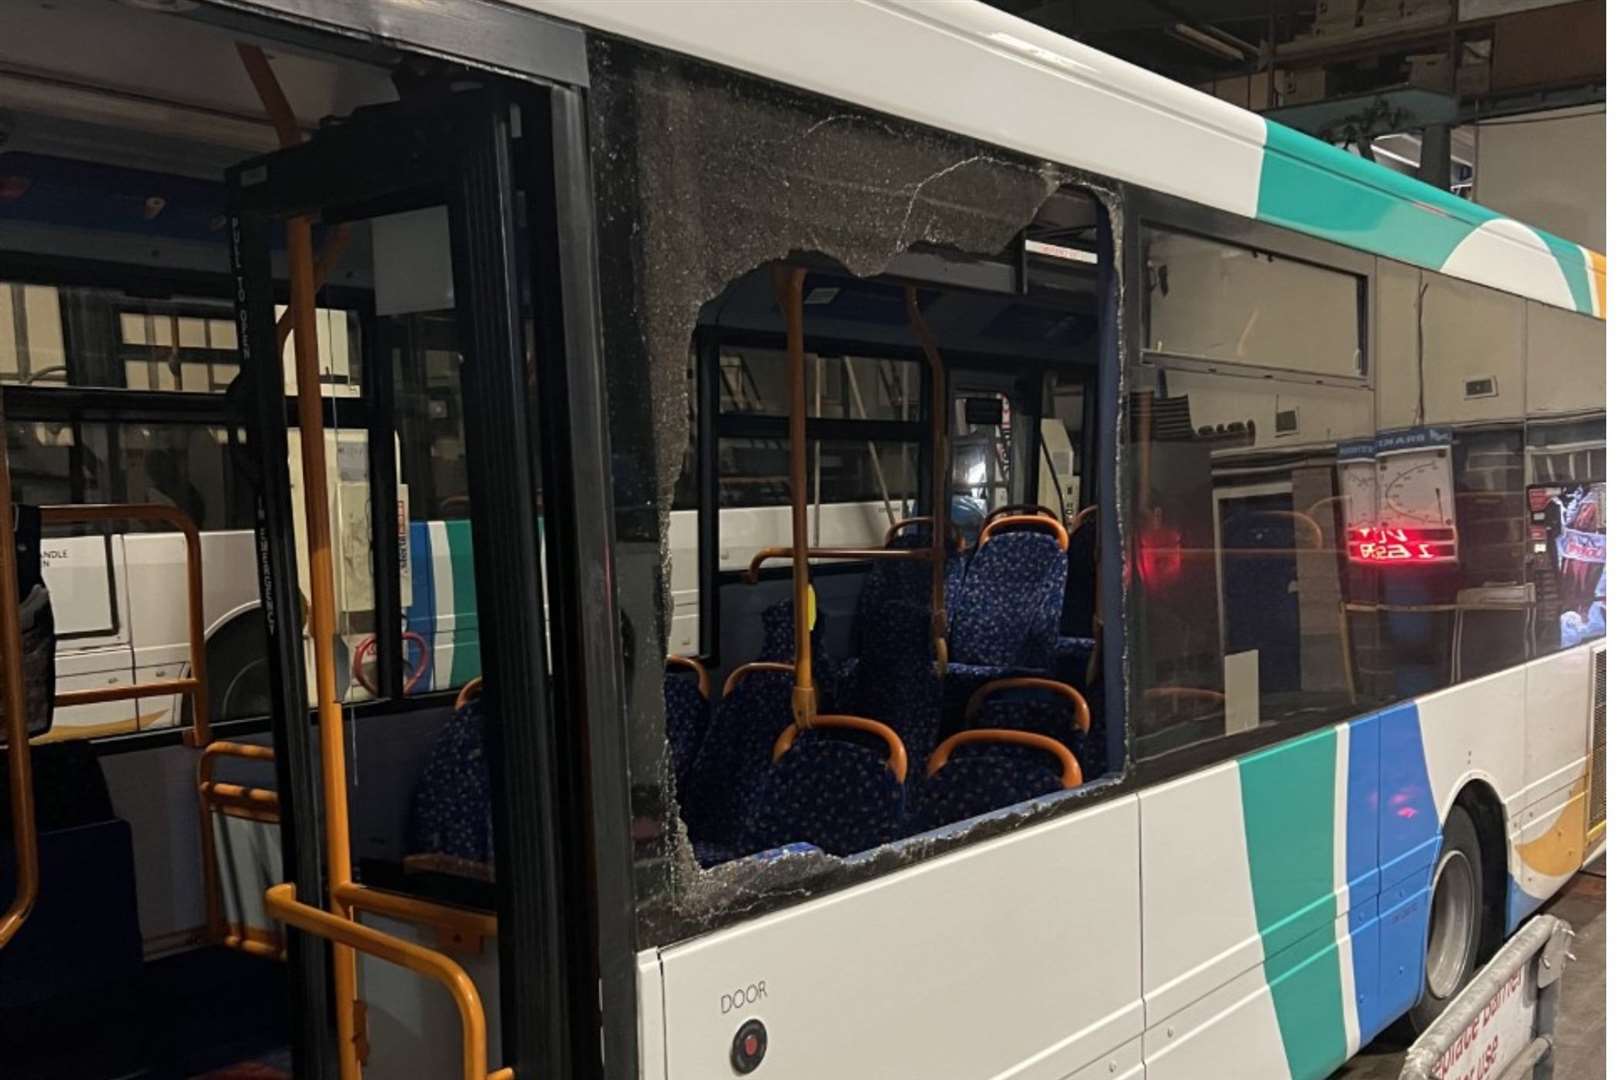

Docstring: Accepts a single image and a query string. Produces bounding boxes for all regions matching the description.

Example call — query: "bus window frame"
[1118,184,1398,783]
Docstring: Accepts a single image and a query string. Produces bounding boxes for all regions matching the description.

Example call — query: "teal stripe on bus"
[1238,728,1348,1079]
[1256,120,1495,272]
[445,519,481,686]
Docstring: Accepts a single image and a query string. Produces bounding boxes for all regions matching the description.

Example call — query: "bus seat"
[404,689,494,882]
[681,663,794,865]
[1052,635,1094,688]
[948,519,1068,672]
[910,730,1081,833]
[842,601,942,771]
[757,598,839,698]
[959,678,1105,783]
[663,656,711,797]
[742,720,906,857]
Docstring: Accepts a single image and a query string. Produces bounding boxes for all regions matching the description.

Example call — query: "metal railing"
[1399,914,1576,1080]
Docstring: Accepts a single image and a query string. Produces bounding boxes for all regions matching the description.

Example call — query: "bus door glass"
[227,82,602,1079]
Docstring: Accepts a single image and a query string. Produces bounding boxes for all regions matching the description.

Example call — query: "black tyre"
[182,613,273,727]
[1409,809,1485,1031]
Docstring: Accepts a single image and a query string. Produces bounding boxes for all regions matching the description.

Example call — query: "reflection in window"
[718,348,920,421]
[1143,228,1364,377]
[1127,368,1374,760]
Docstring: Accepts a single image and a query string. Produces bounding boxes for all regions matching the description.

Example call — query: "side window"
[1129,226,1374,761]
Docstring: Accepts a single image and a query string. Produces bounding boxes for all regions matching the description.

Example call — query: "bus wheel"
[183,614,273,728]
[1411,809,1485,1031]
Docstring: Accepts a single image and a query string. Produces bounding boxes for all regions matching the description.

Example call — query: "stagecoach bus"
[0,2,1603,1079]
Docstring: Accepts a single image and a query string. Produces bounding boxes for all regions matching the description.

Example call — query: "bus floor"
[1334,856,1606,1080]
[0,944,290,1080]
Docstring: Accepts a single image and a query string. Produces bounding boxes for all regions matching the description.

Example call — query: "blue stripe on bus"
[1371,702,1441,1030]
[1345,715,1381,1044]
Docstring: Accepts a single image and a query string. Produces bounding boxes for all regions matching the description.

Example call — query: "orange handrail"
[986,503,1061,527]
[198,740,280,953]
[926,729,1083,789]
[665,655,710,701]
[41,503,211,744]
[966,677,1091,734]
[239,42,363,1077]
[772,265,817,727]
[903,288,950,670]
[744,545,929,584]
[266,884,513,1080]
[1144,687,1226,708]
[1068,504,1097,535]
[722,661,793,699]
[981,514,1070,551]
[882,517,964,551]
[0,390,36,951]
[332,882,497,953]
[455,677,484,713]
[772,714,908,783]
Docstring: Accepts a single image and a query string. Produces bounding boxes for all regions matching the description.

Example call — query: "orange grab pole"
[238,42,362,1078]
[266,885,512,1080]
[198,740,280,944]
[903,288,950,668]
[0,388,37,950]
[980,514,1070,551]
[665,656,710,701]
[966,677,1091,734]
[772,715,908,783]
[744,545,930,583]
[985,503,1061,526]
[771,265,816,727]
[722,661,794,699]
[926,729,1083,789]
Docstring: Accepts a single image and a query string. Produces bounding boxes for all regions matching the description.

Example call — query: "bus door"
[227,81,630,1080]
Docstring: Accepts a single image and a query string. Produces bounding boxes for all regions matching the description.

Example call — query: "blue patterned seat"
[842,601,942,773]
[663,663,711,799]
[743,727,907,856]
[680,665,793,865]
[406,696,494,881]
[949,529,1068,670]
[910,737,1075,833]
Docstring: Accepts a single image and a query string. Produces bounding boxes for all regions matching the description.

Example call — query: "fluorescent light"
[1025,239,1098,264]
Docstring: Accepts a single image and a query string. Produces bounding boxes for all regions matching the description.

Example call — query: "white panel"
[1417,665,1528,821]
[638,950,667,1079]
[1417,271,1528,424]
[357,913,503,1080]
[39,534,119,637]
[1139,763,1263,1025]
[1526,302,1606,414]
[523,0,1268,219]
[656,797,1143,1079]
[1375,260,1422,431]
[1519,648,1593,811]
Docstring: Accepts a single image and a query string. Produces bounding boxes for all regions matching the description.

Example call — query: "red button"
[744,1035,759,1055]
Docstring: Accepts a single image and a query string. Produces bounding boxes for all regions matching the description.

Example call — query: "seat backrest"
[743,728,906,856]
[849,600,942,769]
[663,666,711,793]
[406,696,494,880]
[910,738,1070,833]
[758,597,834,678]
[950,528,1068,668]
[680,666,793,855]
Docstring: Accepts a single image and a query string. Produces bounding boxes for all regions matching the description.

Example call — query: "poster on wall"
[1528,482,1606,648]
[1337,427,1459,564]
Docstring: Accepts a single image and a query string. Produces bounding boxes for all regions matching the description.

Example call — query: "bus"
[0,3,1602,1080]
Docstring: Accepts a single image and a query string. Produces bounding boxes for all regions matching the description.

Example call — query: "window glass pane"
[1527,417,1606,654]
[1126,365,1378,760]
[391,309,478,698]
[1144,227,1364,377]
[278,304,363,398]
[719,347,921,421]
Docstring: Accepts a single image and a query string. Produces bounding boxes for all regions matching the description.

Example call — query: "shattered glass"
[587,36,1122,944]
